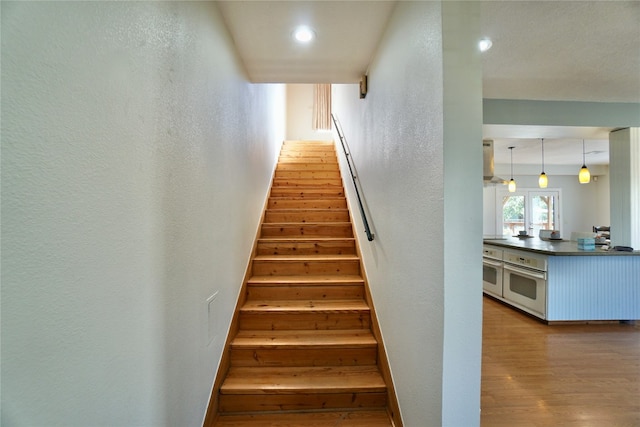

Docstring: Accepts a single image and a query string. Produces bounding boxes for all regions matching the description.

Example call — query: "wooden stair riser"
[264,210,350,223]
[232,329,378,350]
[252,259,360,276]
[267,198,347,210]
[269,187,345,198]
[281,142,335,151]
[260,223,353,238]
[214,410,393,427]
[276,163,340,172]
[239,312,371,331]
[280,144,335,150]
[272,178,343,187]
[279,150,335,155]
[219,366,387,412]
[229,347,378,367]
[230,329,377,347]
[274,170,341,180]
[278,157,337,164]
[256,239,356,256]
[278,151,337,159]
[246,284,364,300]
[218,392,387,413]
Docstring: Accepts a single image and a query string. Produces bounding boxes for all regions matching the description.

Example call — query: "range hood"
[483,139,507,184]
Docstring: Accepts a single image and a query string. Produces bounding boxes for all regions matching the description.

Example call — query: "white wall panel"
[1,3,285,425]
[333,2,482,425]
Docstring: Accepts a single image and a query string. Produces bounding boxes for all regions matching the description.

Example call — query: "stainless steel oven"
[482,246,503,298]
[502,250,547,319]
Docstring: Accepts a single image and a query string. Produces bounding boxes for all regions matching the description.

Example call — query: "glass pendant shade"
[579,166,591,184]
[538,172,548,188]
[538,138,548,188]
[578,139,590,184]
[508,146,516,192]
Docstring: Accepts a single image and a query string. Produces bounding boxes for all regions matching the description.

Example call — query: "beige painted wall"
[286,84,333,141]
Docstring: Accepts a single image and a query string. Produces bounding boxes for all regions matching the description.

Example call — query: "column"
[609,127,640,248]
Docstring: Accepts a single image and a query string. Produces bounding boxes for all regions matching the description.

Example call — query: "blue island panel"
[547,255,640,321]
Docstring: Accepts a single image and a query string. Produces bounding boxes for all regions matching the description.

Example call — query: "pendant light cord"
[509,146,514,178]
[541,138,545,172]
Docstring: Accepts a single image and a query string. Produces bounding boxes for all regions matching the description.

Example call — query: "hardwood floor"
[481,296,640,427]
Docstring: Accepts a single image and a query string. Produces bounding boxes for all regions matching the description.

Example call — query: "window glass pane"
[530,193,557,236]
[502,195,525,236]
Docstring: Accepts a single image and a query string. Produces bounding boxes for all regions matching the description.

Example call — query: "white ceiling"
[484,125,612,166]
[216,1,396,84]
[217,0,640,166]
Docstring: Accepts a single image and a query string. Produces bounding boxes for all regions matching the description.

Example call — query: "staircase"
[209,141,401,427]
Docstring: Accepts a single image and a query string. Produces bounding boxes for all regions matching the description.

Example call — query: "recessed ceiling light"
[293,26,315,43]
[479,38,493,52]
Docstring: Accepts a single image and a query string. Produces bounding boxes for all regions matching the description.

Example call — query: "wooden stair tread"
[232,329,377,349]
[268,196,346,201]
[258,237,355,242]
[259,223,354,239]
[269,191,343,195]
[263,210,350,224]
[268,188,344,194]
[282,141,335,146]
[215,410,393,426]
[247,275,364,284]
[265,208,349,212]
[269,193,344,198]
[220,366,386,394]
[267,200,347,209]
[275,165,341,172]
[261,222,352,226]
[253,254,359,261]
[272,182,342,188]
[241,299,369,312]
[255,239,357,256]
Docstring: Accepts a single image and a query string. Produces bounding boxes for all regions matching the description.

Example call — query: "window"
[499,189,561,237]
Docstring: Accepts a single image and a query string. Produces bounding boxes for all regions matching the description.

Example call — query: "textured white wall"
[333,2,482,426]
[1,2,284,426]
[286,84,333,141]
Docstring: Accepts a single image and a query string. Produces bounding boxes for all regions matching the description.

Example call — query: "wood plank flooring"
[482,296,640,427]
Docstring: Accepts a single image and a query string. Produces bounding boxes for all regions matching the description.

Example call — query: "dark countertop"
[483,236,640,256]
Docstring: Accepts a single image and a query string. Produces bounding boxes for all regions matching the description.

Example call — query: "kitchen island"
[483,237,639,323]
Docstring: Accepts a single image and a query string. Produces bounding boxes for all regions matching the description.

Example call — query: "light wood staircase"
[207,141,401,427]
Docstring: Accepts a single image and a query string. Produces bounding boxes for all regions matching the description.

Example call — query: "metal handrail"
[331,114,374,242]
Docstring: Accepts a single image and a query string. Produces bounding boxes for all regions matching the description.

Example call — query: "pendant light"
[578,139,591,184]
[508,146,516,192]
[538,138,548,188]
